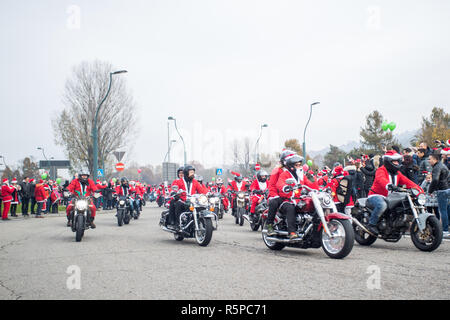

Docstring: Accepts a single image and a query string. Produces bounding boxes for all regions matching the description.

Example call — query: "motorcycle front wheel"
[195,218,213,247]
[410,216,442,252]
[75,215,85,242]
[117,209,123,226]
[123,209,131,224]
[321,219,354,259]
[238,208,244,226]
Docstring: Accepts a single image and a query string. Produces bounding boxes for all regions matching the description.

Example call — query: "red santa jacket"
[68,179,97,197]
[368,166,422,198]
[268,167,285,198]
[171,178,206,201]
[230,181,248,192]
[34,184,47,202]
[250,179,268,192]
[276,169,318,200]
[1,184,15,202]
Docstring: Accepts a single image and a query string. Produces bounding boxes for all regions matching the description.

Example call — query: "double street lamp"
[168,116,187,166]
[254,124,269,163]
[302,102,320,159]
[92,70,127,181]
[164,140,177,162]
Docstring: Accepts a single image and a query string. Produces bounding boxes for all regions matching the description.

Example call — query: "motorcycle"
[159,191,215,246]
[233,191,250,226]
[352,185,443,252]
[208,192,224,220]
[156,193,165,207]
[149,191,157,202]
[69,195,93,242]
[115,195,133,226]
[261,180,354,259]
[130,194,141,219]
[244,189,268,232]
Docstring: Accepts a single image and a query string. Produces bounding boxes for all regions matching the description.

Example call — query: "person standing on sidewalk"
[34,179,46,218]
[29,179,37,214]
[1,179,15,220]
[428,152,450,238]
[20,177,31,216]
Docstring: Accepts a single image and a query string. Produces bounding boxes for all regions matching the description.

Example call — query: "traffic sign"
[255,163,261,171]
[216,168,223,175]
[97,169,104,177]
[115,162,125,172]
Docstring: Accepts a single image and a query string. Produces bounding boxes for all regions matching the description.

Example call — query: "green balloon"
[112,178,117,182]
[388,122,396,131]
[307,160,313,167]
[56,178,61,184]
[381,121,389,131]
[41,173,47,179]
[212,177,215,181]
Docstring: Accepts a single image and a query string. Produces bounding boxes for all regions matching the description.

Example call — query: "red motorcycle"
[261,179,354,259]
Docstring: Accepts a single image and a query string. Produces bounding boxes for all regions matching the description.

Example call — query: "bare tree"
[229,138,252,176]
[52,60,138,174]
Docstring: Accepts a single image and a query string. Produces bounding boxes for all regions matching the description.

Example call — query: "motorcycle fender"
[325,212,351,222]
[416,212,434,231]
[201,213,215,219]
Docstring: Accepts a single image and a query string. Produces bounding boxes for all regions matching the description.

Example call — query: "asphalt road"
[0,203,449,300]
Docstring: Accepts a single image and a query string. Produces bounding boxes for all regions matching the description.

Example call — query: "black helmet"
[280,149,295,166]
[183,165,196,181]
[235,175,243,183]
[121,177,129,185]
[256,170,268,182]
[383,151,403,174]
[333,162,341,168]
[285,155,304,171]
[177,166,184,176]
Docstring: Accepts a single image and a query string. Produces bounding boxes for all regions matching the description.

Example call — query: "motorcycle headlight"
[209,197,218,204]
[197,195,209,207]
[320,193,332,207]
[417,194,426,206]
[119,200,125,206]
[238,192,245,199]
[76,200,88,211]
[412,188,420,197]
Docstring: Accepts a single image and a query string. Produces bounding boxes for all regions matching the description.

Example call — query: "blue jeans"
[367,195,388,226]
[436,189,450,232]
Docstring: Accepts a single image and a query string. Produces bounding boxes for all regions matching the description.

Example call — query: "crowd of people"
[154,140,450,239]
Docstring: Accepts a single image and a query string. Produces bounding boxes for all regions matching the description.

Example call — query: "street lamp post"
[164,140,177,162]
[168,116,187,165]
[302,102,320,159]
[254,124,268,163]
[92,70,127,182]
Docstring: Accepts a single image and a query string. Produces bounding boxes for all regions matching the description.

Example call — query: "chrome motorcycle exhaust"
[351,217,377,236]
[161,226,177,234]
[265,236,304,243]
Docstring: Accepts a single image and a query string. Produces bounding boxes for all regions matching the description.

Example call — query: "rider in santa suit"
[264,149,295,236]
[366,150,423,235]
[229,172,248,215]
[169,165,206,229]
[277,154,319,239]
[66,172,98,228]
[249,170,268,216]
[213,178,229,212]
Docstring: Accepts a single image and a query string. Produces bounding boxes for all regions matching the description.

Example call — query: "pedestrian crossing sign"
[216,169,223,175]
[98,169,104,177]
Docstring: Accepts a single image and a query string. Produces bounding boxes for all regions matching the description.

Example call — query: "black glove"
[282,185,293,193]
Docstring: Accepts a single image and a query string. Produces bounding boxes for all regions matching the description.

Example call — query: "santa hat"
[308,170,314,175]
[96,179,100,184]
[317,172,323,177]
[11,178,17,184]
[230,171,241,177]
[446,139,450,147]
[321,169,328,175]
[29,179,35,183]
[39,179,44,184]
[2,178,8,184]
[441,148,450,155]
[383,150,402,161]
[344,165,356,172]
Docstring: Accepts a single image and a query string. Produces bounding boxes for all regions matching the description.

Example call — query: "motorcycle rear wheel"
[261,221,285,251]
[353,216,377,246]
[411,216,442,252]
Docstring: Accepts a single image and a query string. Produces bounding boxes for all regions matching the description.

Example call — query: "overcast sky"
[1,0,449,170]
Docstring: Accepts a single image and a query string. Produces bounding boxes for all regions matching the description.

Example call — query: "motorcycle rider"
[366,150,423,235]
[66,172,98,228]
[265,149,295,236]
[276,154,312,239]
[250,170,268,216]
[215,178,229,212]
[168,165,206,230]
[229,173,248,215]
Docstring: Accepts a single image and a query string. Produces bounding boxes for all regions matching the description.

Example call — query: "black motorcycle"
[244,189,268,231]
[116,195,133,226]
[352,185,443,252]
[159,190,215,246]
[69,195,93,242]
